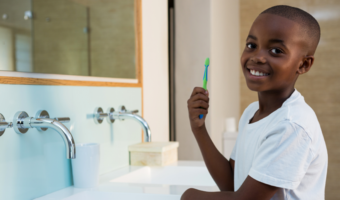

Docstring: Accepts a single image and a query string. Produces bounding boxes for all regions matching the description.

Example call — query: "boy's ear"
[297,56,314,74]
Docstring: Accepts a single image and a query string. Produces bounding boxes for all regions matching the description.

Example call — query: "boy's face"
[241,13,308,92]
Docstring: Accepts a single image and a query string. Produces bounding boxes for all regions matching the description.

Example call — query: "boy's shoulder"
[280,90,321,141]
[242,90,321,141]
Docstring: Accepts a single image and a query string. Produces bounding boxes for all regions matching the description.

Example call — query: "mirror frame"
[0,0,142,88]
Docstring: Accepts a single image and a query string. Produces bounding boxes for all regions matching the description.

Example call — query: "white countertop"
[35,161,219,200]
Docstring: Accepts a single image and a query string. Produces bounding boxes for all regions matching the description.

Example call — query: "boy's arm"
[187,87,235,191]
[181,176,279,200]
[192,124,235,191]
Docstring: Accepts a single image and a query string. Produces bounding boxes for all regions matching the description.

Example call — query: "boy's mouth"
[246,67,270,77]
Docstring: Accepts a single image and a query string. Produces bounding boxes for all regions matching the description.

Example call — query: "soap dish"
[128,142,179,166]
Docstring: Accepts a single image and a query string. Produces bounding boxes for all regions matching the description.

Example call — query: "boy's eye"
[246,43,256,49]
[271,48,283,54]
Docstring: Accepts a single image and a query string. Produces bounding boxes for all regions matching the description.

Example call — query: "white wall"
[142,0,169,142]
[175,0,211,161]
[175,0,240,160]
[210,0,240,152]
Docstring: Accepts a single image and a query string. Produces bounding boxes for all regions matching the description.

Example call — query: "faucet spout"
[30,118,76,159]
[121,113,151,142]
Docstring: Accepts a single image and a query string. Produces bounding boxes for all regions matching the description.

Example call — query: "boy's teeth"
[250,69,269,77]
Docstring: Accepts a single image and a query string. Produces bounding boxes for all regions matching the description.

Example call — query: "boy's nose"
[250,51,267,64]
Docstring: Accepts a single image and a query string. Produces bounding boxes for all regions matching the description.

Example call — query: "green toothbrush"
[199,58,210,119]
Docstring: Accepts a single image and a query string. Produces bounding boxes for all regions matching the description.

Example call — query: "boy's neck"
[251,87,295,123]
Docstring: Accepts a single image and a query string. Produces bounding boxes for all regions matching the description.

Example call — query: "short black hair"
[261,5,320,47]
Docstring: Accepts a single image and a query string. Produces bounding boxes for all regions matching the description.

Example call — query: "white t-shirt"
[231,89,328,200]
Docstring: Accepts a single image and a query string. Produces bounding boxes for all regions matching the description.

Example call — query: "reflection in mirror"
[0,0,137,79]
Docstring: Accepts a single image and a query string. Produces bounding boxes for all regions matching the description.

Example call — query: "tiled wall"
[239,1,340,199]
[0,85,142,200]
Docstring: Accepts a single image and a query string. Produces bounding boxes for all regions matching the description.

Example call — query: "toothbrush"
[199,58,210,119]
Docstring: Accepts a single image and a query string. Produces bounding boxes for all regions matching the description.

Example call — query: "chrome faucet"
[13,110,76,159]
[109,106,151,142]
[0,113,13,137]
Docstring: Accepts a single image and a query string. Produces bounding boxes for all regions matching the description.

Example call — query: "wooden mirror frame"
[0,0,142,88]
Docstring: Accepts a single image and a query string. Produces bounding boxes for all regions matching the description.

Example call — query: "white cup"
[71,143,100,188]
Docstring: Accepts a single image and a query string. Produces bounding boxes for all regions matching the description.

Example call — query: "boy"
[182,5,328,200]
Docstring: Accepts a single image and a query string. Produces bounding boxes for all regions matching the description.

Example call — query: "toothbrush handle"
[200,66,208,120]
[199,81,207,119]
[203,80,207,90]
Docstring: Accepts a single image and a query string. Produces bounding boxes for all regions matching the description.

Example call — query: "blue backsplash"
[0,84,142,200]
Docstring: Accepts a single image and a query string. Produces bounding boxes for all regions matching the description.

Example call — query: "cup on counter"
[71,143,100,188]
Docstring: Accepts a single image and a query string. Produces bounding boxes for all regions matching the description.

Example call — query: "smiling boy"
[183,5,328,200]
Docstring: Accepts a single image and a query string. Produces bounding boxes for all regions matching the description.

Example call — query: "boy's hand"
[187,87,209,131]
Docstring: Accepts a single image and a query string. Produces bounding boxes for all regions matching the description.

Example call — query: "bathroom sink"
[35,161,217,199]
[62,191,181,200]
[111,166,216,186]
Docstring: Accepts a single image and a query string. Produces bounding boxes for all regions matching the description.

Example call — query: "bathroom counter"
[35,161,218,200]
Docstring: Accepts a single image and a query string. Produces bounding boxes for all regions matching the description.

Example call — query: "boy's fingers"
[190,100,209,109]
[190,87,207,97]
[188,93,209,104]
[189,108,208,118]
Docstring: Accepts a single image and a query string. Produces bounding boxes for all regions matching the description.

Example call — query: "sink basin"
[35,161,217,199]
[63,191,181,200]
[111,166,216,186]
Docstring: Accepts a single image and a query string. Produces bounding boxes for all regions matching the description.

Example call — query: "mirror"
[0,0,141,81]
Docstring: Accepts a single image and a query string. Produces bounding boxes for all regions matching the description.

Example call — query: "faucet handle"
[111,106,140,122]
[13,111,30,134]
[94,107,109,124]
[94,107,116,124]
[0,113,12,136]
[119,106,139,114]
[36,110,70,131]
[54,117,70,123]
[130,110,139,114]
[107,107,115,123]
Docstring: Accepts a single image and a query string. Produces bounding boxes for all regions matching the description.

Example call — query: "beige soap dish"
[128,142,179,166]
